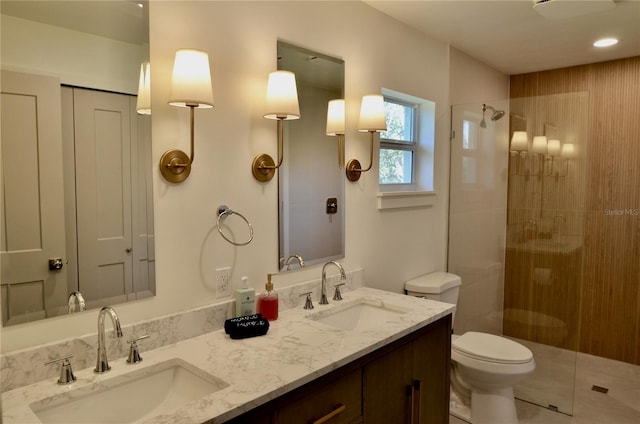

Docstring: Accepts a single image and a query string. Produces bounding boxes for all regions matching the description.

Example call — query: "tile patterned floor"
[450,351,640,424]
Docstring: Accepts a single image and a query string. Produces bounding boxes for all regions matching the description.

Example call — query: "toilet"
[405,272,535,424]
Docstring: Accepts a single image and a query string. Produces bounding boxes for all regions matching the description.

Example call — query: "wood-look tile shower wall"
[507,57,640,365]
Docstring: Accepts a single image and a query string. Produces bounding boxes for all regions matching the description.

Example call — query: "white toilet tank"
[405,272,461,304]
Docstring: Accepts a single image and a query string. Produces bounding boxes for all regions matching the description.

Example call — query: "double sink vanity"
[2,286,454,423]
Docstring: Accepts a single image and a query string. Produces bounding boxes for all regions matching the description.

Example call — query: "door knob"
[125,248,132,254]
[49,258,63,271]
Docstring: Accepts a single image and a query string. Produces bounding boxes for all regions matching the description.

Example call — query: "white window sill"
[376,190,436,210]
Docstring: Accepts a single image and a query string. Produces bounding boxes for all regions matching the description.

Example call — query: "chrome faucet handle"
[127,335,150,364]
[45,355,76,385]
[333,283,345,301]
[300,292,314,310]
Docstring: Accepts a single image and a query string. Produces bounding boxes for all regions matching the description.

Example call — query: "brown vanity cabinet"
[363,315,451,423]
[274,368,363,424]
[225,315,451,424]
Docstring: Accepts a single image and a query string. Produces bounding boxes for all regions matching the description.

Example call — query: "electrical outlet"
[215,267,231,298]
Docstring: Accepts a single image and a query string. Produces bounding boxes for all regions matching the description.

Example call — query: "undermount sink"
[307,298,411,331]
[30,359,228,424]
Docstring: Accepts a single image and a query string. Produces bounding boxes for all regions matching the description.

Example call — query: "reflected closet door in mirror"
[0,1,153,326]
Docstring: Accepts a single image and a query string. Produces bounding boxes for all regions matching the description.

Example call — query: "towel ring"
[216,205,254,246]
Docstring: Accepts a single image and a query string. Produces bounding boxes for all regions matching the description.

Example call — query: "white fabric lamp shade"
[547,139,561,156]
[510,131,528,152]
[169,49,214,108]
[136,62,151,115]
[326,99,345,136]
[358,94,387,132]
[561,143,577,158]
[532,136,548,154]
[264,71,300,120]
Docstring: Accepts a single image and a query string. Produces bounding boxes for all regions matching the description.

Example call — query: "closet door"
[74,88,132,306]
[1,71,68,324]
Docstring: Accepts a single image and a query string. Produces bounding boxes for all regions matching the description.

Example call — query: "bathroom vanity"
[1,288,454,424]
[230,315,451,423]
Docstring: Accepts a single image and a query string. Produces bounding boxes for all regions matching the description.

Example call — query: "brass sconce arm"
[345,131,375,181]
[252,117,285,181]
[160,104,197,182]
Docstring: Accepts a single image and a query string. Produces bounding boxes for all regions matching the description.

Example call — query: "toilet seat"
[452,332,533,364]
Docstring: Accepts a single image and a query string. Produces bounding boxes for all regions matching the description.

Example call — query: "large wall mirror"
[277,42,345,271]
[1,1,154,326]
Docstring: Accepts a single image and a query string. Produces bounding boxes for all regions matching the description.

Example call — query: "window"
[379,97,417,185]
[376,88,435,209]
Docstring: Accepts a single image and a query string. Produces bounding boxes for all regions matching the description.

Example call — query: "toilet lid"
[452,332,533,364]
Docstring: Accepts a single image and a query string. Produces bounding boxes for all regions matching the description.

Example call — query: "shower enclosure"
[449,92,589,416]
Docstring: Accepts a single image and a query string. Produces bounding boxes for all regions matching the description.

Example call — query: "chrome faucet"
[320,261,346,305]
[94,306,123,373]
[67,291,86,314]
[285,254,305,270]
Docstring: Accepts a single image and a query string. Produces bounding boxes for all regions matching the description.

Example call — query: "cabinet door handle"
[413,380,422,423]
[311,403,346,424]
[410,383,416,424]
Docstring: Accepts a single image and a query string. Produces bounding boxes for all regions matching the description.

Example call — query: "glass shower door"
[449,95,588,416]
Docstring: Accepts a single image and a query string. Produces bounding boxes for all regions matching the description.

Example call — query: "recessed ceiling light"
[593,38,618,48]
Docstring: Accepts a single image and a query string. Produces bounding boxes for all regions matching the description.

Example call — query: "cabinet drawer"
[274,368,362,424]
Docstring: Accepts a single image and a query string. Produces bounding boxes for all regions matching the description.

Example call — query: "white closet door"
[1,71,68,325]
[74,88,132,306]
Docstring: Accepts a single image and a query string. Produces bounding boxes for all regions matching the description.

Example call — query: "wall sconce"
[547,139,561,156]
[326,99,346,169]
[136,62,151,115]
[530,135,547,176]
[544,139,561,176]
[559,143,576,177]
[159,49,214,183]
[509,131,528,176]
[346,94,387,182]
[252,70,300,182]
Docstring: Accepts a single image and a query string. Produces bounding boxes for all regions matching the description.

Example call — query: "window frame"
[379,96,419,187]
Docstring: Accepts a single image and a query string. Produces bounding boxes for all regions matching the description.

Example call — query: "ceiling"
[364,0,640,75]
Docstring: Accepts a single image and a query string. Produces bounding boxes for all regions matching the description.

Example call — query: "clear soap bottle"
[234,276,256,317]
[257,273,278,321]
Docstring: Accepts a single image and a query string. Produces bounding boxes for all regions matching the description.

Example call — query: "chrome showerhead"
[481,104,505,128]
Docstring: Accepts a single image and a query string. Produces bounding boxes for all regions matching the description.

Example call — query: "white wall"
[2,1,453,352]
[448,47,510,335]
[0,14,145,95]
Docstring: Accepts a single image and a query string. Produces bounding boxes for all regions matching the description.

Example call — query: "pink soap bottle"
[257,273,279,321]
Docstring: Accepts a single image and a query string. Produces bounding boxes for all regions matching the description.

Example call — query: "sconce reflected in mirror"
[252,70,300,182]
[544,139,561,176]
[346,94,387,182]
[558,143,576,177]
[530,135,547,176]
[136,62,151,115]
[509,131,528,176]
[326,99,346,169]
[510,131,576,178]
[159,49,214,183]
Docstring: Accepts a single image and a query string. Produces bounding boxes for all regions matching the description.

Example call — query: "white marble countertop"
[2,287,454,424]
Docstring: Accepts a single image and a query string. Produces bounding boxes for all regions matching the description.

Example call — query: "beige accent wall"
[508,57,640,365]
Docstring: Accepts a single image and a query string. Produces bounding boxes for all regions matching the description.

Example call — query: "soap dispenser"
[235,276,256,317]
[257,273,278,321]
